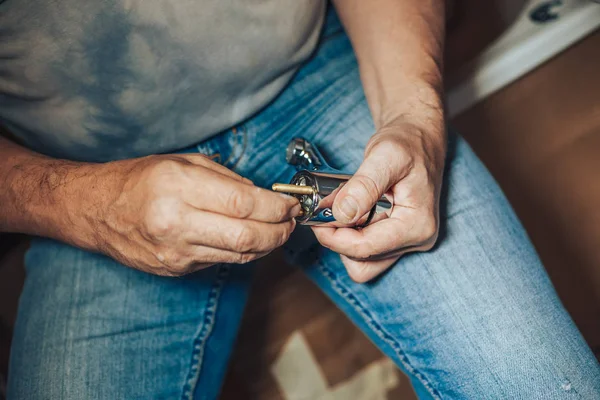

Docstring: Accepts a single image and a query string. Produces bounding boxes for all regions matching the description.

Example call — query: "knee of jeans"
[22,238,140,312]
[436,347,600,399]
[308,250,600,399]
[11,239,229,399]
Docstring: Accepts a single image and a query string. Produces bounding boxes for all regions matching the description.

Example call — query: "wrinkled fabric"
[0,0,325,161]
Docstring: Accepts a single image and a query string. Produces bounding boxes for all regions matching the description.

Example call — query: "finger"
[183,210,296,253]
[188,245,271,266]
[148,261,214,277]
[150,247,270,276]
[312,212,436,259]
[340,254,401,283]
[185,170,302,223]
[332,142,411,224]
[176,153,254,185]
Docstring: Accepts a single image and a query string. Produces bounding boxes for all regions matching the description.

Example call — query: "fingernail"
[338,196,358,222]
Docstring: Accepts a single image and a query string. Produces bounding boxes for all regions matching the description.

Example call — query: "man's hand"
[86,154,300,276]
[312,118,446,282]
[0,135,300,276]
[328,0,446,282]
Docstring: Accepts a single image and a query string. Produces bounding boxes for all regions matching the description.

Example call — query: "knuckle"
[272,202,290,221]
[147,159,184,184]
[144,214,171,238]
[388,139,409,156]
[234,252,257,265]
[352,245,373,260]
[417,216,439,244]
[355,174,380,196]
[240,252,258,264]
[314,233,332,250]
[226,190,254,218]
[167,268,188,277]
[348,264,370,283]
[233,226,257,253]
[144,199,181,239]
[160,251,191,276]
[272,222,294,249]
[282,222,295,242]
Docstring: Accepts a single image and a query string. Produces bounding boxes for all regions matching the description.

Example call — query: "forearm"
[0,136,99,249]
[332,0,445,132]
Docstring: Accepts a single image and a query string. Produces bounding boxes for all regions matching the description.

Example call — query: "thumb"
[333,149,408,224]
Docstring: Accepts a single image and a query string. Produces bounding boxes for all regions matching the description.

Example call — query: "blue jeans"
[8,11,600,400]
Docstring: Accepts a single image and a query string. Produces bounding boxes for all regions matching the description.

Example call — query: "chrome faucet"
[273,138,391,227]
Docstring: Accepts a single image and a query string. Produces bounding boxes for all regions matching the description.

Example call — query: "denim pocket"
[193,126,247,171]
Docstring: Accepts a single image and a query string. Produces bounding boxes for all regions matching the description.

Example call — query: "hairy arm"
[314,0,447,282]
[0,131,299,276]
[0,134,100,249]
[332,0,446,133]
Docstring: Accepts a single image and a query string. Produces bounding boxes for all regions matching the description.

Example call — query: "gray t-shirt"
[0,0,326,161]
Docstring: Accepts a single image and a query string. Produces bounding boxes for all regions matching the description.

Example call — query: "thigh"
[8,238,252,400]
[234,11,600,399]
[305,134,600,399]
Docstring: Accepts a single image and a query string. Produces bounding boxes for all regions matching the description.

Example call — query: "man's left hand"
[312,118,446,282]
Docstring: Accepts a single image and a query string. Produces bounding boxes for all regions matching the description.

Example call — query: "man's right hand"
[77,154,300,276]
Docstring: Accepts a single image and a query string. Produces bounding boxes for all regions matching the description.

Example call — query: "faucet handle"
[286,138,323,170]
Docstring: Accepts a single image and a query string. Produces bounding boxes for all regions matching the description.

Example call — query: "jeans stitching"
[194,142,222,164]
[227,126,248,172]
[180,264,231,400]
[193,127,247,171]
[220,128,238,168]
[315,261,443,400]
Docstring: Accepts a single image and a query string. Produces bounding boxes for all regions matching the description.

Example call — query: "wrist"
[375,81,444,131]
[369,112,447,175]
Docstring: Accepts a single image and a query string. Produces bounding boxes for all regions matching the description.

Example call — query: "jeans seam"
[315,261,443,400]
[180,264,231,400]
[195,142,221,163]
[227,126,248,171]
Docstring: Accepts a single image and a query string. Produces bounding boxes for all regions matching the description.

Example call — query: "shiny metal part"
[277,138,392,228]
[286,138,324,170]
[271,183,315,196]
